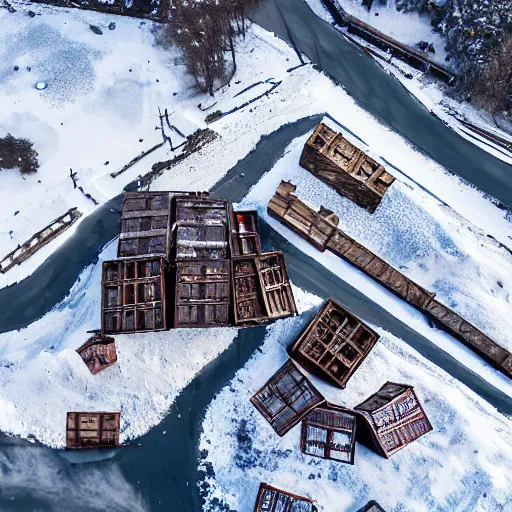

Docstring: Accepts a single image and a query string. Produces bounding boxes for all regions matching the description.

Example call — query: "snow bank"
[0,240,238,448]
[199,304,512,511]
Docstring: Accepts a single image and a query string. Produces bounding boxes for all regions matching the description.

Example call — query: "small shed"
[288,299,378,388]
[251,359,325,437]
[66,412,120,450]
[253,483,316,512]
[354,382,432,458]
[300,123,395,213]
[76,333,117,375]
[233,252,297,326]
[300,403,357,465]
[102,257,167,333]
[356,501,386,512]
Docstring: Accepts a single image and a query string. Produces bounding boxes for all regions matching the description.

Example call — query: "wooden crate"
[76,333,117,375]
[253,483,316,512]
[66,412,120,450]
[289,299,378,388]
[229,208,262,257]
[300,123,394,213]
[251,359,325,437]
[300,403,357,465]
[354,382,432,458]
[101,257,167,334]
[233,252,297,326]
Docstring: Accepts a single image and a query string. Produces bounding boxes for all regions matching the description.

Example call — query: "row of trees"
[162,0,260,96]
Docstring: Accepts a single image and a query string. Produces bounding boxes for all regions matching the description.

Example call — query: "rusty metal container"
[301,402,357,464]
[253,483,316,512]
[300,123,395,213]
[66,412,120,450]
[101,257,167,334]
[354,382,432,458]
[289,299,378,388]
[251,359,325,437]
[76,333,117,375]
[233,252,297,326]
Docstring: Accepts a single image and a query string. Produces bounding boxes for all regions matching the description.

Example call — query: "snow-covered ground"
[238,120,512,355]
[0,239,238,448]
[199,304,512,512]
[306,0,512,165]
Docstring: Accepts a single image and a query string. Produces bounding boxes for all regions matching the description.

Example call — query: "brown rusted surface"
[300,402,357,464]
[253,483,316,512]
[354,382,432,458]
[174,260,231,328]
[289,299,378,388]
[66,412,120,450]
[101,257,167,334]
[251,359,325,437]
[76,334,117,375]
[356,501,387,512]
[268,182,512,380]
[233,252,297,326]
[228,207,262,257]
[300,123,395,213]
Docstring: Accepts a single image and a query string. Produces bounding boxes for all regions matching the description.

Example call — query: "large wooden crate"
[66,412,120,450]
[251,359,325,437]
[101,257,167,334]
[253,483,316,512]
[289,299,378,388]
[300,123,395,213]
[354,382,432,458]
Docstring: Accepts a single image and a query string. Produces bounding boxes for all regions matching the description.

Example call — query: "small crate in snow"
[66,412,120,450]
[300,403,357,465]
[300,123,395,213]
[253,483,316,512]
[76,333,117,375]
[250,359,325,437]
[354,382,432,458]
[356,500,386,512]
[288,299,378,388]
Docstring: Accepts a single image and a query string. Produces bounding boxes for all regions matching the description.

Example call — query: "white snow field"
[0,240,238,448]
[198,308,512,512]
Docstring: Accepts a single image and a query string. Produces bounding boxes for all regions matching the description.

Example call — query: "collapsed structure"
[354,382,432,458]
[101,191,297,333]
[300,123,395,213]
[253,483,316,512]
[288,298,379,388]
[66,412,120,450]
[268,181,512,380]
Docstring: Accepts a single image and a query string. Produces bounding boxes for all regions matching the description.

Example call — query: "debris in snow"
[108,22,116,31]
[89,25,103,35]
[35,81,47,90]
[28,10,36,18]
[13,65,19,71]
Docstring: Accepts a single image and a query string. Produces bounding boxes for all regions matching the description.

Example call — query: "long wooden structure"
[268,181,512,379]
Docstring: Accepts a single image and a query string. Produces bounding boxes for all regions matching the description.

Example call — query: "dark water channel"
[1,2,512,510]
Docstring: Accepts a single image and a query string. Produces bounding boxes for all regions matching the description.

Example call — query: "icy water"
[1,1,512,510]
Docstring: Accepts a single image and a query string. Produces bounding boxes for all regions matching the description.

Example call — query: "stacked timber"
[268,181,512,379]
[300,123,395,213]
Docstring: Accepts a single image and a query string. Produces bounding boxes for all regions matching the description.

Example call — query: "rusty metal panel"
[250,359,325,437]
[300,123,394,213]
[174,260,231,328]
[66,412,120,450]
[253,483,315,512]
[76,334,117,375]
[300,403,357,464]
[354,382,432,458]
[101,257,166,334]
[289,299,378,388]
